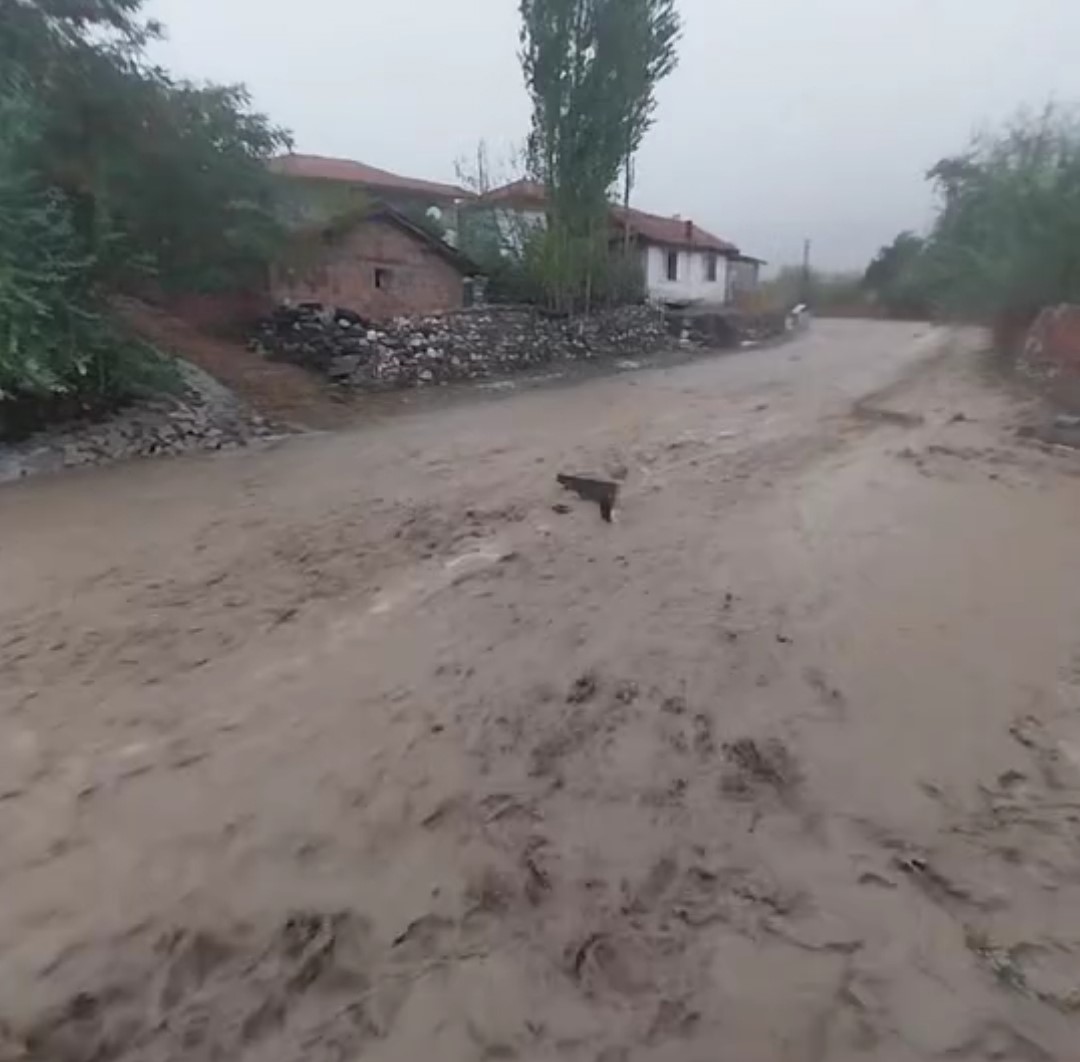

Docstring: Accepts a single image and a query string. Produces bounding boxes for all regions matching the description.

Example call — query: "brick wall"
[271,218,465,320]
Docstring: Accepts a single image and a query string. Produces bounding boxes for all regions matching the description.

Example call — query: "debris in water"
[567,671,599,704]
[894,853,1002,910]
[556,474,619,523]
[853,402,925,427]
[722,737,800,795]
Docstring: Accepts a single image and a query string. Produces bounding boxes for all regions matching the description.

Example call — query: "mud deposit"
[4,322,1080,1060]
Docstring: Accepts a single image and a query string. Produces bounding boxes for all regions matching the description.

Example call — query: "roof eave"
[271,166,470,202]
[633,234,740,255]
[370,205,481,275]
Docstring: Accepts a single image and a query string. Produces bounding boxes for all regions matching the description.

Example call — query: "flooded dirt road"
[4,320,1080,1061]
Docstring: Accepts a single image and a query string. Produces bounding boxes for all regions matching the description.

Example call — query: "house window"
[706,253,718,283]
[374,267,392,290]
[666,251,679,282]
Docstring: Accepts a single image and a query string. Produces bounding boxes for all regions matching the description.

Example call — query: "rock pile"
[0,365,281,484]
[666,306,791,349]
[49,399,275,468]
[252,304,668,389]
[1021,304,1080,385]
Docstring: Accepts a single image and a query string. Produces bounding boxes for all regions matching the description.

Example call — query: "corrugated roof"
[269,154,471,201]
[611,206,738,254]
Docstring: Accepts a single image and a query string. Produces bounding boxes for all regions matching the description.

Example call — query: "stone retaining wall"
[253,304,668,390]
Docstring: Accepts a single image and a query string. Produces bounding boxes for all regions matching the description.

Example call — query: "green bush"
[863,232,933,319]
[920,106,1080,330]
[0,0,288,410]
[760,266,868,315]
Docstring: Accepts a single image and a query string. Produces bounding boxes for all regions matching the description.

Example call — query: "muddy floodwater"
[3,321,1080,1061]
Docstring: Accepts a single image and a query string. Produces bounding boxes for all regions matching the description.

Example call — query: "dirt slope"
[116,298,356,430]
[2,321,1080,1061]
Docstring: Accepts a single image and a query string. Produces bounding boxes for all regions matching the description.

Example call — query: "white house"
[475,180,761,306]
[612,206,749,305]
[472,178,549,255]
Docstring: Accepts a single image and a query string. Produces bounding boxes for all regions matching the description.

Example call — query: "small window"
[374,267,392,290]
[706,253,718,283]
[666,251,679,282]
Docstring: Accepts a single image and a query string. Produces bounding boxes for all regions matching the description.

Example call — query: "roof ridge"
[475,186,739,253]
[269,153,471,199]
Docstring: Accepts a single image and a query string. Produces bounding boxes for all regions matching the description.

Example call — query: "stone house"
[267,154,484,318]
[271,205,479,320]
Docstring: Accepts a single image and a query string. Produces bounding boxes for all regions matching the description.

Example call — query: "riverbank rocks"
[0,363,282,485]
[252,304,669,390]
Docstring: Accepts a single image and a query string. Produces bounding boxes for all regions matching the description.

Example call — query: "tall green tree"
[607,0,680,249]
[518,0,681,310]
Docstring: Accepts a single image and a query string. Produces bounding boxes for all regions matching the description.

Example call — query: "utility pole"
[800,238,812,306]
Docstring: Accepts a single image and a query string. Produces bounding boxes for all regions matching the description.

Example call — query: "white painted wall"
[495,207,546,254]
[644,245,730,304]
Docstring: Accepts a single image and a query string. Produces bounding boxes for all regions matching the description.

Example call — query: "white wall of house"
[643,244,730,304]
[495,207,546,255]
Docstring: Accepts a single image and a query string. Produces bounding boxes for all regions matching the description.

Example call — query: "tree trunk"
[585,216,596,317]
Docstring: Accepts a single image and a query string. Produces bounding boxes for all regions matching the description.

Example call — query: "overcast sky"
[148,0,1080,271]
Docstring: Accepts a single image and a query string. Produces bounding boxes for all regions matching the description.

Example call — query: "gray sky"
[149,0,1080,271]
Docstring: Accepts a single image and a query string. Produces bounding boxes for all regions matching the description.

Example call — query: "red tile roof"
[475,178,744,254]
[611,206,738,254]
[479,178,549,208]
[269,154,470,201]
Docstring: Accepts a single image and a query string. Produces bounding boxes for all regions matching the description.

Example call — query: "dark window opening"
[374,267,392,290]
[666,251,679,282]
[706,253,718,283]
